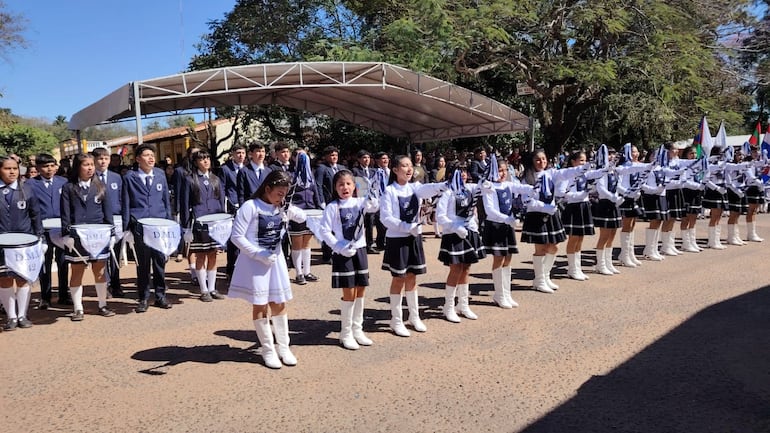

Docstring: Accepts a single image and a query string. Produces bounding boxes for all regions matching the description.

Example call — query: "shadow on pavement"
[520,285,770,433]
[132,344,262,374]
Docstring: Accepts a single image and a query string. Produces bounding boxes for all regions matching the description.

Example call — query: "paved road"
[1,216,769,433]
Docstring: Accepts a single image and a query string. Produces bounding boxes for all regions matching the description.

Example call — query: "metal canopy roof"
[69,61,529,143]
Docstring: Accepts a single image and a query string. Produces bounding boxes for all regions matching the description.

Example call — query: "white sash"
[4,242,46,282]
[141,220,181,256]
[72,225,112,259]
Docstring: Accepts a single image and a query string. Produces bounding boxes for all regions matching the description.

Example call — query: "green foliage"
[0,123,57,159]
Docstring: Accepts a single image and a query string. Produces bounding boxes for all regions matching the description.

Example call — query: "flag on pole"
[748,121,762,146]
[762,125,770,162]
[713,120,726,155]
[693,116,714,158]
[118,146,127,157]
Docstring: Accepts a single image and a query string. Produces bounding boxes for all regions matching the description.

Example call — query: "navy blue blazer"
[469,159,488,183]
[236,164,272,205]
[60,182,114,236]
[315,163,346,203]
[96,170,123,216]
[28,175,68,219]
[178,173,225,228]
[219,160,242,212]
[0,183,43,236]
[121,167,172,231]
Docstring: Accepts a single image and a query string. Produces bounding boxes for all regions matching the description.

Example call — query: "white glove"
[504,215,517,227]
[409,223,421,237]
[573,190,589,201]
[255,250,277,265]
[62,236,76,251]
[123,231,134,245]
[333,240,348,254]
[654,185,665,195]
[436,182,449,194]
[734,188,745,198]
[455,225,468,239]
[580,162,592,172]
[364,198,379,213]
[542,204,558,215]
[626,190,641,200]
[480,180,493,190]
[287,206,307,223]
[614,195,625,206]
[183,229,193,244]
[341,246,357,257]
[717,186,727,195]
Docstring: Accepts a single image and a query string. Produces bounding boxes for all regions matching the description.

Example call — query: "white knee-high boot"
[629,231,642,265]
[339,300,360,350]
[567,253,587,280]
[500,267,519,308]
[660,231,680,256]
[457,283,480,318]
[389,293,410,337]
[543,253,559,290]
[708,226,725,249]
[595,249,612,275]
[727,224,745,245]
[644,228,663,260]
[405,290,426,332]
[492,267,512,308]
[747,221,764,242]
[689,228,703,251]
[352,297,373,346]
[605,248,620,274]
[253,318,281,369]
[532,256,553,293]
[443,285,461,323]
[272,314,297,366]
[619,232,636,267]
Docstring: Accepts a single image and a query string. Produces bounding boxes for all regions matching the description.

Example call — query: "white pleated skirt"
[228,253,292,305]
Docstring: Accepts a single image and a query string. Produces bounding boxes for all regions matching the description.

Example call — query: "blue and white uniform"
[319,197,376,288]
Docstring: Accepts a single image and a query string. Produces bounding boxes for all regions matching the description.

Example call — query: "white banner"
[72,225,112,259]
[4,242,46,282]
[206,218,232,248]
[141,221,181,256]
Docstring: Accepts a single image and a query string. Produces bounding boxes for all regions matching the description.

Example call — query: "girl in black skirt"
[591,146,626,276]
[703,147,729,249]
[520,149,589,293]
[380,155,447,336]
[319,169,377,350]
[678,146,705,253]
[558,150,604,280]
[436,166,486,322]
[481,159,533,308]
[744,146,766,242]
[660,143,685,256]
[617,144,650,267]
[724,148,749,246]
[640,145,675,261]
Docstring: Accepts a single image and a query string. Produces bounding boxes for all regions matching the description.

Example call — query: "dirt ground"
[1,216,769,433]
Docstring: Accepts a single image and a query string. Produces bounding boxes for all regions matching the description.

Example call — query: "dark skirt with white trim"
[288,220,312,236]
[641,193,669,221]
[63,237,110,263]
[188,223,222,252]
[381,235,427,277]
[592,199,621,229]
[665,189,686,219]
[702,189,727,210]
[482,220,518,256]
[681,189,703,215]
[331,247,369,288]
[439,230,486,265]
[726,190,748,214]
[561,202,595,236]
[521,212,566,245]
[746,185,765,204]
[618,198,644,219]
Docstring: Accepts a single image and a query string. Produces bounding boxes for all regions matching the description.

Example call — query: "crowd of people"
[0,139,766,370]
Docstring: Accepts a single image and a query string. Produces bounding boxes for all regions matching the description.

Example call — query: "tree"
[0,123,57,159]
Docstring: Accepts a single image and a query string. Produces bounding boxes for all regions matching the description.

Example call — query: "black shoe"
[98,306,116,317]
[294,274,306,285]
[304,273,319,282]
[17,317,32,328]
[200,292,213,302]
[153,298,172,309]
[210,291,225,300]
[71,310,85,322]
[135,300,148,313]
[57,297,74,306]
[111,287,125,298]
[3,318,17,331]
[37,299,50,310]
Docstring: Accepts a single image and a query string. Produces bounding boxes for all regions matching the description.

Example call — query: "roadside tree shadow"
[520,285,770,433]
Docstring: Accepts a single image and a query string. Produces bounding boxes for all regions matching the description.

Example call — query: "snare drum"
[0,233,44,281]
[137,218,181,257]
[288,208,322,236]
[42,218,66,249]
[192,213,233,250]
[67,224,113,262]
[304,209,324,239]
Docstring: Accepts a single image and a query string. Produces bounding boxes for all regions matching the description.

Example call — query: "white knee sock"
[206,269,217,293]
[189,264,197,280]
[291,250,303,277]
[16,285,30,317]
[302,249,312,276]
[0,287,16,319]
[95,282,108,308]
[196,268,208,293]
[70,286,84,312]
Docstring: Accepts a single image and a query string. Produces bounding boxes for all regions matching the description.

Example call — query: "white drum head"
[197,213,233,223]
[42,218,62,230]
[138,218,177,227]
[304,209,324,218]
[0,233,39,247]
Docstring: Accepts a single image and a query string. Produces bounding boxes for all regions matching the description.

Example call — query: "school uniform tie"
[257,168,262,180]
[45,180,51,189]
[4,187,13,206]
[100,173,107,184]
[146,176,153,189]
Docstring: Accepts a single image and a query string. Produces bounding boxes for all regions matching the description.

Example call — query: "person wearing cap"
[351,150,379,254]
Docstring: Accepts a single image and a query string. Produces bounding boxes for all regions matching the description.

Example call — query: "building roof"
[68,62,529,143]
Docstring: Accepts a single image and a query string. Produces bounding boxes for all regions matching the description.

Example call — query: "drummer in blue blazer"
[0,155,43,331]
[218,143,246,276]
[236,140,272,205]
[28,153,70,309]
[121,144,174,313]
[92,147,125,298]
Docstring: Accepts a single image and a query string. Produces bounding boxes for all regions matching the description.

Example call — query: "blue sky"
[0,0,235,121]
